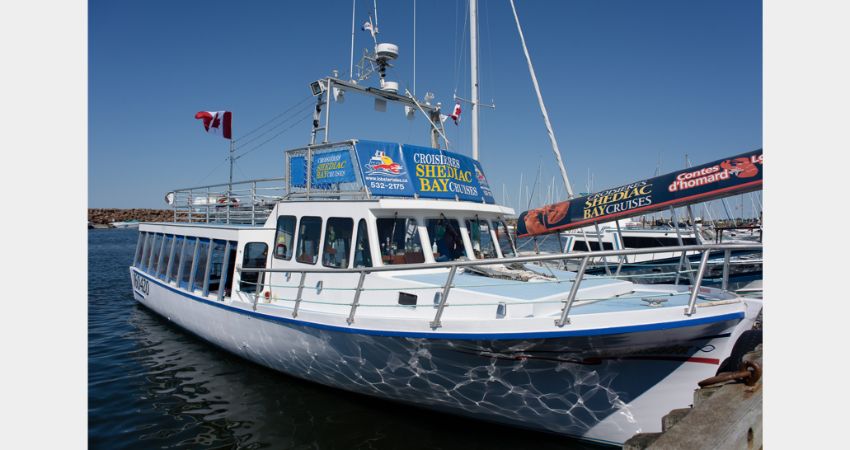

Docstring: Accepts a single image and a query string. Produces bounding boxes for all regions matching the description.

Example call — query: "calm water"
[88,229,607,449]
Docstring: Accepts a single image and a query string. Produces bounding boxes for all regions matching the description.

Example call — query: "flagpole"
[228,138,234,224]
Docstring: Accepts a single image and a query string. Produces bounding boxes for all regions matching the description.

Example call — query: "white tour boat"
[128,3,762,445]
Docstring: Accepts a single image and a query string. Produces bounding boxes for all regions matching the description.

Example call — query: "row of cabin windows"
[274,215,516,268]
[133,232,237,298]
[275,216,372,268]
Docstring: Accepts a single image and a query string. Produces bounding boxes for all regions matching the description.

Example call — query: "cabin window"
[425,218,466,262]
[192,238,211,293]
[147,234,162,274]
[159,235,174,279]
[494,220,517,258]
[323,218,353,268]
[240,242,268,293]
[466,218,498,259]
[621,236,697,249]
[206,239,227,296]
[178,237,197,290]
[220,241,237,298]
[155,234,169,276]
[377,217,424,265]
[274,215,296,260]
[168,236,183,282]
[296,216,322,264]
[134,232,145,266]
[572,240,614,251]
[353,219,372,268]
[137,232,150,268]
[140,233,153,271]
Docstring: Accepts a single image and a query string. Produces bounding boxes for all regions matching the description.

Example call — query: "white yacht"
[131,143,761,447]
[128,4,762,445]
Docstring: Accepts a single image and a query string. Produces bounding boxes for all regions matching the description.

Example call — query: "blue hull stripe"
[131,268,743,340]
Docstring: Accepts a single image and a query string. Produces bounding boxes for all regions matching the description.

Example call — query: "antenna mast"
[509,0,574,198]
[470,0,480,160]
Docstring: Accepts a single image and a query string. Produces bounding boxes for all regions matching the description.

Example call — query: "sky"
[89,0,762,216]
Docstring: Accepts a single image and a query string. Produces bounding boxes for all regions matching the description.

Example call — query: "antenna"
[509,0,574,198]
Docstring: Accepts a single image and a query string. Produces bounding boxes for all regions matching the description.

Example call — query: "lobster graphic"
[720,157,759,178]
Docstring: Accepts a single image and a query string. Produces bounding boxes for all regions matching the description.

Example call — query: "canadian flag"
[450,103,462,125]
[194,111,232,139]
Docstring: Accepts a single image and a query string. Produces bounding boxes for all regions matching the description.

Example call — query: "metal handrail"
[239,244,761,275]
[171,177,286,192]
[236,243,761,328]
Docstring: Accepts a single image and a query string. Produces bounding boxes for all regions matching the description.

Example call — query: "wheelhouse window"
[240,242,268,293]
[425,218,466,262]
[466,218,498,259]
[296,216,322,264]
[323,218,353,268]
[274,215,296,260]
[353,219,372,268]
[377,217,424,265]
[495,220,517,258]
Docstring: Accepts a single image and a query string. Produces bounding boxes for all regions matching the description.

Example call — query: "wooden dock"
[624,345,762,450]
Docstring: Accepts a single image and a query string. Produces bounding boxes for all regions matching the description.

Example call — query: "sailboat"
[128,1,762,445]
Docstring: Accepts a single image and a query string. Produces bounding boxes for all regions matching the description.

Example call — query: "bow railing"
[237,243,762,329]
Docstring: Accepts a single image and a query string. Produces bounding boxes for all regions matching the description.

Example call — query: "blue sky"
[89,0,761,215]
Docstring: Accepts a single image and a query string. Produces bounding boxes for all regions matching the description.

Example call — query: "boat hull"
[130,267,746,445]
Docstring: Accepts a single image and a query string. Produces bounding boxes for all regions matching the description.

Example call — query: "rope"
[234,104,313,151]
[233,113,312,160]
[233,94,314,143]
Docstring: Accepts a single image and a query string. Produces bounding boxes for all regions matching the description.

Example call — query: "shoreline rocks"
[88,208,173,226]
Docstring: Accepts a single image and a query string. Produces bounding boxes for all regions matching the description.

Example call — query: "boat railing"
[168,177,287,225]
[238,243,761,329]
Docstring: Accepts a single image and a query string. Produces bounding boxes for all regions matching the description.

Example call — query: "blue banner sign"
[517,149,764,237]
[355,140,416,197]
[472,160,496,204]
[290,155,307,188]
[401,144,489,203]
[312,149,356,187]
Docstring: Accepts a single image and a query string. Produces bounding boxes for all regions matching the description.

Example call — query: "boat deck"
[396,263,722,316]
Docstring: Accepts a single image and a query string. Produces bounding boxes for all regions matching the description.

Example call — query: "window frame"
[322,217,354,268]
[192,238,211,293]
[146,233,162,274]
[178,237,198,290]
[375,216,426,266]
[352,218,373,268]
[240,242,269,293]
[133,232,145,266]
[295,216,323,265]
[273,215,297,261]
[425,217,468,262]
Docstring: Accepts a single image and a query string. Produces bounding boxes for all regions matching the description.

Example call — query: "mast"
[470,0,480,160]
[509,0,574,198]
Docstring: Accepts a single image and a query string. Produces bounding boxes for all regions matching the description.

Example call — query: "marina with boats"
[86,0,765,447]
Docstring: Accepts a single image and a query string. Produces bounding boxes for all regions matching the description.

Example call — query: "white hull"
[131,267,755,445]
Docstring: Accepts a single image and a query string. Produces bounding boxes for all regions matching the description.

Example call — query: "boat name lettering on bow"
[132,272,149,296]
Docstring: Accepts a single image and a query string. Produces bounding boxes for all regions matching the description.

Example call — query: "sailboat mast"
[509,0,574,198]
[470,0,480,160]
